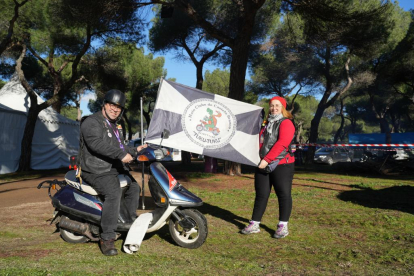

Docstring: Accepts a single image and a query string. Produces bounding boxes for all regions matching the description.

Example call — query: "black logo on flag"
[182,99,237,149]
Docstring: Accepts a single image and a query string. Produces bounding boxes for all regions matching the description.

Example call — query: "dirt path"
[0,171,143,209]
[0,166,361,209]
[0,177,59,208]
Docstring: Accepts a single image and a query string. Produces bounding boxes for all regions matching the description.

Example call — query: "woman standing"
[241,96,295,239]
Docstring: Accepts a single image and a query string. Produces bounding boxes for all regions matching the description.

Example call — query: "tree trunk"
[295,121,303,144]
[379,118,392,143]
[293,121,303,165]
[334,99,345,143]
[368,90,392,144]
[390,112,400,133]
[305,54,353,163]
[15,45,42,171]
[181,63,205,166]
[52,99,62,113]
[76,101,82,121]
[195,63,221,171]
[204,156,218,173]
[223,34,252,175]
[195,63,203,90]
[118,119,126,143]
[18,106,40,171]
[348,117,357,134]
[75,89,83,121]
[305,106,325,164]
[123,113,133,141]
[224,160,241,176]
[180,63,205,166]
[227,39,250,101]
[142,110,151,130]
[181,151,192,165]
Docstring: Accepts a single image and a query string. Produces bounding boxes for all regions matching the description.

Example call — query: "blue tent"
[349,133,414,145]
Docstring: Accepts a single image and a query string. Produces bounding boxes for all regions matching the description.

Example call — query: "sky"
[80,0,414,115]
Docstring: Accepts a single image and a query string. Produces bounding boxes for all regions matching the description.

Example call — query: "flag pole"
[140,96,145,210]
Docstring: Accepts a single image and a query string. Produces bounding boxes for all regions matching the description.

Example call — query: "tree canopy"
[1,0,413,171]
[1,0,146,170]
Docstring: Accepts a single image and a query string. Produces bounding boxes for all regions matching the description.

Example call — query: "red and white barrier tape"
[355,148,413,151]
[296,144,414,147]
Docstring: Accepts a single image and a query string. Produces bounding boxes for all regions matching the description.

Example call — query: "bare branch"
[0,0,30,55]
[181,38,199,66]
[66,24,92,91]
[286,82,299,96]
[327,56,353,106]
[75,75,89,84]
[48,48,54,68]
[15,44,37,101]
[57,60,70,73]
[199,42,225,64]
[26,45,49,68]
[291,84,302,105]
[193,32,206,55]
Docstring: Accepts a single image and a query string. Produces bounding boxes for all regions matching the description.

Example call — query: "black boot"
[99,239,118,256]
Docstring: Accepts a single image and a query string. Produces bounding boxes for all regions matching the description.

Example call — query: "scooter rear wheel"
[169,209,207,249]
[59,215,90,244]
[60,228,89,244]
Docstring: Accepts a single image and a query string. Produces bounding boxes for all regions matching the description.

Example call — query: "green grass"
[1,164,413,275]
[185,172,215,179]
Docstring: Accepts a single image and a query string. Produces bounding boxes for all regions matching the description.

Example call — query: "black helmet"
[104,89,126,108]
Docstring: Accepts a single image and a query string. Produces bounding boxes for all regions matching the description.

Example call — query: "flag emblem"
[182,98,236,150]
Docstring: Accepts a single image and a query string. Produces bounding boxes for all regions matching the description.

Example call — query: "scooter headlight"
[154,148,170,160]
[154,149,164,160]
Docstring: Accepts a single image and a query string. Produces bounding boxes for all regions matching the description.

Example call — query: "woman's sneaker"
[274,224,289,239]
[241,220,260,234]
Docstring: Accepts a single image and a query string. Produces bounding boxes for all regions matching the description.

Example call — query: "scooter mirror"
[162,129,170,139]
[159,129,170,147]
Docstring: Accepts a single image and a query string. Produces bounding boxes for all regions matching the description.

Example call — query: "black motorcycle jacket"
[79,111,137,174]
[259,118,294,160]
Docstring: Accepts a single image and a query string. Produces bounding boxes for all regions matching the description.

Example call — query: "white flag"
[145,79,264,166]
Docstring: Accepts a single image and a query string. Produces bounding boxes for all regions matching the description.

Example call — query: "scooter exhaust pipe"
[59,216,99,241]
[59,216,88,234]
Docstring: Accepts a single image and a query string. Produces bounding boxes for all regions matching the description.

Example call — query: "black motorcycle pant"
[82,170,140,241]
[252,162,294,222]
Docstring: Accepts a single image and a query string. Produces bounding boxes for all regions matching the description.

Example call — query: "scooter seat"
[64,170,131,195]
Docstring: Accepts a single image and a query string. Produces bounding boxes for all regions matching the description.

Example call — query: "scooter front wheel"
[169,209,208,249]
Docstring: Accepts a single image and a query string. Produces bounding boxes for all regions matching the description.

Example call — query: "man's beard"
[104,106,118,123]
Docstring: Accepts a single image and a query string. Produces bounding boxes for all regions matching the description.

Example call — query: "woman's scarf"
[266,114,284,134]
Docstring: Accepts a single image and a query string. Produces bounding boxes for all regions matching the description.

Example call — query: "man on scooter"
[79,89,147,256]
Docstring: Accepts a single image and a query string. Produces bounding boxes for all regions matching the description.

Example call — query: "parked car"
[314,147,352,165]
[170,148,182,161]
[392,149,410,161]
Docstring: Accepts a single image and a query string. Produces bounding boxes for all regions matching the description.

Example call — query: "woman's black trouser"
[252,162,294,222]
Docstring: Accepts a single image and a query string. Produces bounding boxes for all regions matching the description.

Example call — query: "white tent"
[0,74,80,174]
